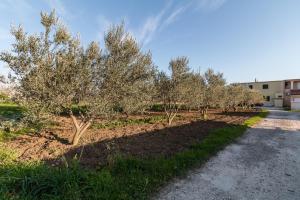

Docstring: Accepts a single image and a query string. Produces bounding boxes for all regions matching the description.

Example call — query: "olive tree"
[226,84,245,111]
[226,84,263,111]
[155,56,191,125]
[101,24,155,116]
[184,72,205,112]
[201,68,226,119]
[220,84,263,112]
[0,11,109,145]
[244,89,264,109]
[1,11,156,145]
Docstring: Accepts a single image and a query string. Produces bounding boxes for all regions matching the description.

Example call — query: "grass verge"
[289,110,300,112]
[0,111,268,200]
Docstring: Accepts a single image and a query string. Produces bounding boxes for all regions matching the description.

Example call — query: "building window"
[262,84,269,89]
[285,82,289,89]
[296,82,300,89]
[249,85,253,89]
[278,95,282,98]
[263,96,270,101]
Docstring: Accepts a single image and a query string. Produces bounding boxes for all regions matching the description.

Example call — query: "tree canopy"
[0,10,264,144]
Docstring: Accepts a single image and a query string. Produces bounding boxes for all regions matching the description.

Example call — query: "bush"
[149,104,164,112]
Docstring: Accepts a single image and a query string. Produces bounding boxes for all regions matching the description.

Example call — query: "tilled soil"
[6,111,257,168]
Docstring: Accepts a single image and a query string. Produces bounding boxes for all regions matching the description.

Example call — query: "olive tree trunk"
[200,107,208,120]
[166,112,177,125]
[164,104,179,126]
[70,113,92,145]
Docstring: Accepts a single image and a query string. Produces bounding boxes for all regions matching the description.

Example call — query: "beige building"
[241,79,300,110]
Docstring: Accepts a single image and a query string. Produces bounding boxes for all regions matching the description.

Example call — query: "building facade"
[241,79,300,110]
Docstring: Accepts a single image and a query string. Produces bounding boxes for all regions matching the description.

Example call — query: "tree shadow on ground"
[46,119,238,168]
[2,112,275,199]
[215,111,260,117]
[3,125,299,200]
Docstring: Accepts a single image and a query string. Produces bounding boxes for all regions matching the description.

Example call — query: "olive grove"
[0,11,155,145]
[154,56,192,125]
[0,10,264,144]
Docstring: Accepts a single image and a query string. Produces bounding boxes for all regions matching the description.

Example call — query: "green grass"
[92,116,165,129]
[0,127,36,142]
[0,103,26,141]
[0,103,37,142]
[0,143,17,165]
[244,111,268,126]
[0,103,24,120]
[289,110,300,112]
[92,115,184,129]
[0,111,268,200]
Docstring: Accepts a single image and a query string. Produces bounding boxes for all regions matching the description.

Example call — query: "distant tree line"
[0,11,263,145]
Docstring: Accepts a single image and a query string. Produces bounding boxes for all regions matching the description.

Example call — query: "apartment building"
[241,79,300,110]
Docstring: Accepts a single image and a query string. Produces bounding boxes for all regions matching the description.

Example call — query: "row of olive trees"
[0,11,263,145]
[154,58,263,124]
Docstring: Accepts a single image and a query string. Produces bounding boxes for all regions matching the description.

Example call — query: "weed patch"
[91,116,167,129]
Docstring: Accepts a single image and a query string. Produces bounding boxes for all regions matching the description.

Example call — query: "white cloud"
[138,14,163,45]
[163,1,196,27]
[137,0,228,45]
[96,0,228,46]
[164,6,187,26]
[197,0,227,12]
[136,2,171,45]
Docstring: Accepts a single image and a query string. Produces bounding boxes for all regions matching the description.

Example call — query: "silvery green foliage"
[5,13,104,110]
[220,84,263,112]
[0,11,107,144]
[155,56,191,125]
[102,24,155,115]
[232,84,247,110]
[222,84,245,111]
[243,88,263,108]
[0,11,156,144]
[184,72,205,111]
[203,68,226,109]
[0,10,263,144]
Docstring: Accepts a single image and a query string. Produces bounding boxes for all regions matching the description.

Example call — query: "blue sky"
[1,0,300,83]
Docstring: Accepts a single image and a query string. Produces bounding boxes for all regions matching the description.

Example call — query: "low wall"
[291,102,300,110]
[291,95,300,110]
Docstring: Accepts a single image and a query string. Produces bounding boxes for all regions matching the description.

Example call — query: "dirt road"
[156,109,300,200]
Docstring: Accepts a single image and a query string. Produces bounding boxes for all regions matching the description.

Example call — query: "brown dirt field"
[6,111,257,168]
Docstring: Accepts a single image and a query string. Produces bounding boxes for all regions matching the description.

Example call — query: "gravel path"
[155,109,300,200]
